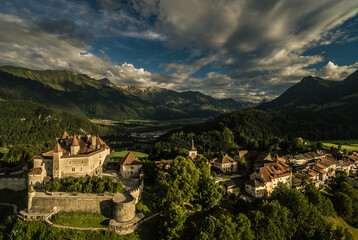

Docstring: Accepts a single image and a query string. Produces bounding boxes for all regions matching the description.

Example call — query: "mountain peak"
[300,75,316,83]
[344,69,358,83]
[97,78,112,85]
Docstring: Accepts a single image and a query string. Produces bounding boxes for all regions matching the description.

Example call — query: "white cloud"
[0,13,160,87]
[1,0,358,103]
[316,61,358,80]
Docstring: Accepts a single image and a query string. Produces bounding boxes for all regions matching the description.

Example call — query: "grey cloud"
[34,17,95,42]
[129,0,358,101]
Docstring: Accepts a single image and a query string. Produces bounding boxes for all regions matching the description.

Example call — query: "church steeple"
[188,139,197,158]
[191,139,196,151]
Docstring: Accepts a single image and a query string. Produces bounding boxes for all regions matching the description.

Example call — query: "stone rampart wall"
[31,195,113,217]
[0,176,26,191]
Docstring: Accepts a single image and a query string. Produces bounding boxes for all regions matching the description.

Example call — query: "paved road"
[215,174,242,183]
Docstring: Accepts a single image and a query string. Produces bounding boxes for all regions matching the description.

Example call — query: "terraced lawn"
[110,150,148,160]
[51,212,109,228]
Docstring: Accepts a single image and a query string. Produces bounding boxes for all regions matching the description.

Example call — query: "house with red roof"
[119,152,142,178]
[245,161,292,198]
[211,154,238,173]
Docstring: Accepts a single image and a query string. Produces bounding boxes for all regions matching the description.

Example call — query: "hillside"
[0,99,105,145]
[118,85,254,117]
[150,108,358,159]
[258,70,358,119]
[0,65,252,120]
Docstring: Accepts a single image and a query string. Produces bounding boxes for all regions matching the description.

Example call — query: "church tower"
[53,142,63,180]
[188,139,198,157]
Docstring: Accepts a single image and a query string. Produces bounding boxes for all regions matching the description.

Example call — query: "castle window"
[72,168,75,171]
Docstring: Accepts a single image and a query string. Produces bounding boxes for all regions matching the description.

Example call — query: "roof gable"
[120,152,142,165]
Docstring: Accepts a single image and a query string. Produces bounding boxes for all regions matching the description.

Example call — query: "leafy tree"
[162,204,187,240]
[96,181,105,193]
[304,183,334,216]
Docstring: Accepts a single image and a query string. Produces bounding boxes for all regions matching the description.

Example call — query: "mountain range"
[0,65,253,120]
[258,70,358,120]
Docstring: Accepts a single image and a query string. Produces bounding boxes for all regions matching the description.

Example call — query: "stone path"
[44,218,108,231]
[0,202,18,215]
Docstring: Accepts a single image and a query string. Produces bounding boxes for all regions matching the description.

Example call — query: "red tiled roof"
[54,142,62,153]
[212,154,235,164]
[119,152,142,166]
[28,185,35,193]
[237,150,248,159]
[38,133,110,159]
[71,135,79,147]
[259,162,291,183]
[60,131,69,139]
[28,167,42,175]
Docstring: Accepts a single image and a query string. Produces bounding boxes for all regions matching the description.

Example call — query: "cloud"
[0,14,162,87]
[130,0,358,101]
[34,17,95,42]
[1,0,358,103]
[316,61,358,80]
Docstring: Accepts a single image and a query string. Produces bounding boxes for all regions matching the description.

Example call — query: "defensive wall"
[23,177,145,235]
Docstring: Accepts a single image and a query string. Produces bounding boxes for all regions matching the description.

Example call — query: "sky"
[0,0,358,103]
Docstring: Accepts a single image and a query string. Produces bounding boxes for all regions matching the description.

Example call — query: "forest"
[150,109,358,160]
[2,157,355,240]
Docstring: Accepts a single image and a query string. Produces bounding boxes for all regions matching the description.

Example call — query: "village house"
[336,158,355,174]
[119,152,143,179]
[211,154,238,173]
[245,161,292,198]
[253,152,273,170]
[287,150,327,166]
[347,152,358,174]
[224,179,241,193]
[245,178,266,198]
[312,157,337,182]
[28,131,110,187]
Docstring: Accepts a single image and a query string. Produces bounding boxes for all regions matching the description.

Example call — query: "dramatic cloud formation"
[0,0,358,102]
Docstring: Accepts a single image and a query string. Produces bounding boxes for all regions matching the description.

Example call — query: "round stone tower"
[112,194,136,222]
[27,185,36,212]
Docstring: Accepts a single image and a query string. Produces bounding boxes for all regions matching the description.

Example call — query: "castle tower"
[91,136,97,149]
[188,139,197,157]
[27,185,35,212]
[53,142,63,180]
[70,135,80,155]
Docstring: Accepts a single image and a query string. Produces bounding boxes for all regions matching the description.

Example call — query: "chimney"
[91,136,96,148]
[65,136,69,146]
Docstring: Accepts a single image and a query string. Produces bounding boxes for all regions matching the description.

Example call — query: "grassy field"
[9,215,161,240]
[326,216,358,236]
[111,150,149,160]
[51,212,109,228]
[310,139,358,153]
[322,143,358,152]
[0,147,8,154]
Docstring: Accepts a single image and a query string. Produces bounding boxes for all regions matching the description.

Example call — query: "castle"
[21,131,144,235]
[29,131,110,187]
